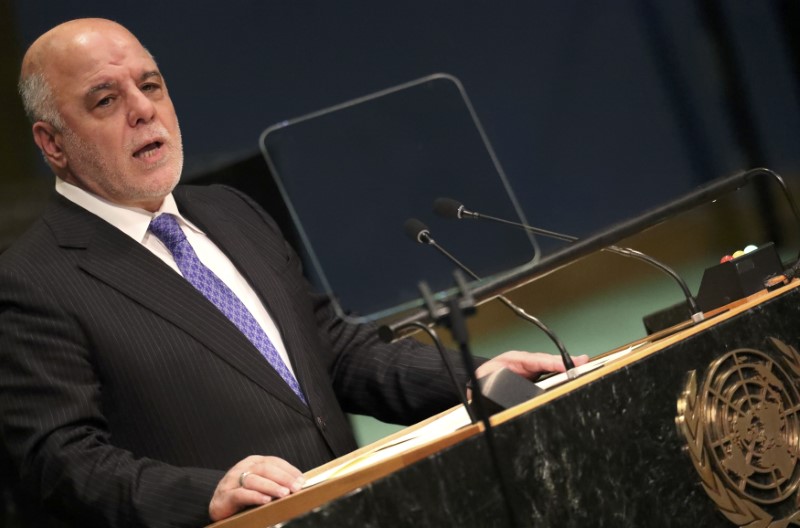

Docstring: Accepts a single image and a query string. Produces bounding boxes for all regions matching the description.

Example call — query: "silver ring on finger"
[239,471,252,488]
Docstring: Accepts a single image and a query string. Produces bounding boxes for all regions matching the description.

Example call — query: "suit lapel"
[46,195,310,416]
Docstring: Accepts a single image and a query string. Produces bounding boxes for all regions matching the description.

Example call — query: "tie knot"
[149,213,186,251]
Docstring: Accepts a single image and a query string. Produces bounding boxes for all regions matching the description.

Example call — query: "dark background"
[4,1,800,246]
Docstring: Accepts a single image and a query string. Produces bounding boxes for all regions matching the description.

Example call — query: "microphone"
[435,198,578,244]
[404,218,434,245]
[433,198,704,323]
[403,218,576,372]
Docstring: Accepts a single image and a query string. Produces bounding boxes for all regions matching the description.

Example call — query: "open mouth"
[133,141,163,159]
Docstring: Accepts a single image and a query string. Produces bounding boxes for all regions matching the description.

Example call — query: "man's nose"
[127,89,156,126]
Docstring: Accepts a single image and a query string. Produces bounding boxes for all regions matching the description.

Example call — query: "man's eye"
[96,96,113,107]
[142,83,160,92]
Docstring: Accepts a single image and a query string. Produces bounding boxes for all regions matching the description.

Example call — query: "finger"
[503,352,570,376]
[536,353,589,373]
[210,455,303,522]
[256,456,304,480]
[246,458,305,493]
[242,472,300,497]
[233,455,303,485]
[509,352,564,375]
[539,354,568,372]
[572,354,590,367]
[209,486,273,521]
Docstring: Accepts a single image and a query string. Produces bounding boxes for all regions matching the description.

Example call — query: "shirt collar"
[55,178,203,243]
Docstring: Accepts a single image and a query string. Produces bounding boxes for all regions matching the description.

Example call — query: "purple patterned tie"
[149,213,306,403]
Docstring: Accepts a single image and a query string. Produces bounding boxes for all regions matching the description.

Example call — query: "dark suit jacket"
[0,185,469,527]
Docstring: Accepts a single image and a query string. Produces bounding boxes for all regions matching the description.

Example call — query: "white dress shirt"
[55,178,297,376]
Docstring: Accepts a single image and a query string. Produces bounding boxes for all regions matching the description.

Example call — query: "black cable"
[431,239,574,371]
[444,289,520,528]
[404,218,575,371]
[406,321,476,424]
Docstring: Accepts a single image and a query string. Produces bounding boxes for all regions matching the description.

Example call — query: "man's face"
[42,24,183,210]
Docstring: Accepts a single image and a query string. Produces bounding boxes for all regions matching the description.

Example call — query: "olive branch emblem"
[676,338,800,527]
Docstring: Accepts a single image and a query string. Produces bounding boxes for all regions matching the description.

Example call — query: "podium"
[210,280,800,527]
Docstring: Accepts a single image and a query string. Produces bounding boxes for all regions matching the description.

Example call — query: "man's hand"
[475,351,590,381]
[209,455,305,522]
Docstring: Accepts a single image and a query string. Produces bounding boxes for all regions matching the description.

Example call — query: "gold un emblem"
[676,338,800,527]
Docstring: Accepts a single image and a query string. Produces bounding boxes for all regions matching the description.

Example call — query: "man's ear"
[32,121,67,169]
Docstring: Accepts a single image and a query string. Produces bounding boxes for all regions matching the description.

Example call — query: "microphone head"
[404,218,433,244]
[433,197,467,219]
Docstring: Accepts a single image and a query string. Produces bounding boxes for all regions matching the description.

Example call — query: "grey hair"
[18,71,65,130]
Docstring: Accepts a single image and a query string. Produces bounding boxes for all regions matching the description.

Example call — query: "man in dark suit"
[0,18,585,527]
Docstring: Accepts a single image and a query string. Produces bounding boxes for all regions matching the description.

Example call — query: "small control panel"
[696,243,784,312]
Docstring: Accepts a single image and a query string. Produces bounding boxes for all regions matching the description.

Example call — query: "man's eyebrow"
[86,72,163,96]
[141,71,163,82]
[87,81,116,96]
